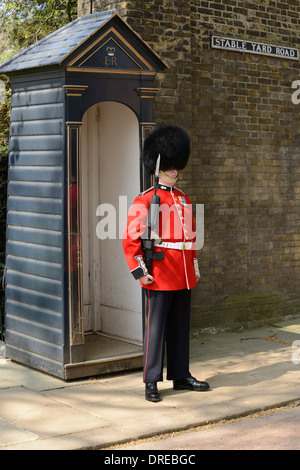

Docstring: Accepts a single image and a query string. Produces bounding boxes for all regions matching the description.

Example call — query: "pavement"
[0,317,300,451]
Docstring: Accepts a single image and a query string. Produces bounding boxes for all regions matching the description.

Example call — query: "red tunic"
[123,184,200,291]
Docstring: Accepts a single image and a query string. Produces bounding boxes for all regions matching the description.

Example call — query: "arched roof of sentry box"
[0,10,166,74]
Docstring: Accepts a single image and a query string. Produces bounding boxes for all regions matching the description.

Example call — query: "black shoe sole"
[173,385,210,391]
[145,395,161,402]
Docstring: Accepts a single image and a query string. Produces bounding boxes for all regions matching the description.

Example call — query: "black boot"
[173,376,210,391]
[145,382,161,402]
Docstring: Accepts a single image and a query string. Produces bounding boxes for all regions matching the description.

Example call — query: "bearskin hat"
[143,124,190,174]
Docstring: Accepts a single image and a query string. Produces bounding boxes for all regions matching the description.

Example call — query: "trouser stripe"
[143,289,151,383]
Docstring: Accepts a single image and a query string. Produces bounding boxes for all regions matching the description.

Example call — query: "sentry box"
[0,11,166,379]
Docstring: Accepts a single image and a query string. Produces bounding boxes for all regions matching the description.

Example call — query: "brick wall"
[78,0,300,331]
[78,0,127,17]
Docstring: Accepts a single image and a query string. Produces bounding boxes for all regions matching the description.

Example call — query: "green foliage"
[0,0,78,340]
[0,1,77,58]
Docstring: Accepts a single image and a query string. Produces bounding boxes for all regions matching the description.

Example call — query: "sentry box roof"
[0,10,166,74]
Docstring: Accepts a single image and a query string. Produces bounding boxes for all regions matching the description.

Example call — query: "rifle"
[142,154,164,274]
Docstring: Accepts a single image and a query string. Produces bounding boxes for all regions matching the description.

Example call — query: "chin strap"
[158,170,178,184]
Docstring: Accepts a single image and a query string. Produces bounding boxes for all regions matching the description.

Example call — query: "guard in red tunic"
[123,124,210,402]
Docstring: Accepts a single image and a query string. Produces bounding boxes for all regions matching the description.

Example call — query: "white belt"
[154,240,193,250]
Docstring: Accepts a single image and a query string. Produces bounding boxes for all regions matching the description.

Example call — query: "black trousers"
[142,288,192,383]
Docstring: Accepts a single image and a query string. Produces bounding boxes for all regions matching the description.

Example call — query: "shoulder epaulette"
[139,186,154,196]
[174,187,186,195]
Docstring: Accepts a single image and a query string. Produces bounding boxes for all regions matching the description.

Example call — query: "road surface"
[107,403,300,451]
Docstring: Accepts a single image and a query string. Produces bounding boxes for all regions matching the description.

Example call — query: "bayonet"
[142,153,164,273]
[154,153,161,189]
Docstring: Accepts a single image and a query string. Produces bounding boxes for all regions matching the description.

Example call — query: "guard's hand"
[140,274,154,285]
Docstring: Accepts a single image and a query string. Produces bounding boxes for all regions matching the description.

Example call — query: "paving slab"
[0,417,37,448]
